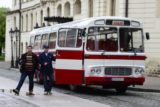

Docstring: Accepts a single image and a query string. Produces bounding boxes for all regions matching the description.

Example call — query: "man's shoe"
[26,92,35,96]
[13,89,19,95]
[44,91,48,95]
[48,91,52,95]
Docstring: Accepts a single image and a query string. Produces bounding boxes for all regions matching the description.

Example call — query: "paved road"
[0,68,160,107]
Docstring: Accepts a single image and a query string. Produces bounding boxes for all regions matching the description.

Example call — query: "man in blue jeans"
[39,45,55,95]
[13,46,38,95]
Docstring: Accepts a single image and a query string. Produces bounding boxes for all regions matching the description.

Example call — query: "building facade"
[5,0,160,70]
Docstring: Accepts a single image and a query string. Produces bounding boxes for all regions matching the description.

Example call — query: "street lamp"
[9,28,14,68]
[15,27,20,68]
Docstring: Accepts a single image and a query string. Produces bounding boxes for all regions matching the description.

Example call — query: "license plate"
[112,78,124,81]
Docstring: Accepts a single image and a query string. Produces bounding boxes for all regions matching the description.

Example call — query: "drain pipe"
[125,0,129,17]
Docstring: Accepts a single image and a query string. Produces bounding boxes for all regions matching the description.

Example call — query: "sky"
[0,0,12,8]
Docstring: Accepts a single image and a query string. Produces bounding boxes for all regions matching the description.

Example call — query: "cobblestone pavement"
[1,68,160,107]
[0,92,38,107]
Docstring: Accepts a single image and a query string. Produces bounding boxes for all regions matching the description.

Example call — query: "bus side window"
[58,31,66,47]
[49,33,57,49]
[66,29,77,47]
[34,35,41,50]
[87,36,95,51]
[76,30,82,47]
[30,36,35,47]
[41,34,49,49]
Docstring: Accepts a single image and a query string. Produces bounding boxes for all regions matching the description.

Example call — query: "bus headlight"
[95,68,101,74]
[135,68,144,75]
[90,67,102,74]
[91,68,96,74]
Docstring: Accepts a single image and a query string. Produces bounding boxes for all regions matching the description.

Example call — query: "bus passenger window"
[34,35,41,50]
[58,31,66,47]
[30,36,35,47]
[87,36,95,51]
[41,34,49,49]
[76,30,82,47]
[66,29,77,47]
[49,33,57,49]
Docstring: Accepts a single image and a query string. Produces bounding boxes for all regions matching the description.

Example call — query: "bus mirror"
[146,32,150,40]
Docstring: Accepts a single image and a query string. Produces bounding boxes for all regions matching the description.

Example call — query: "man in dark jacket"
[39,45,55,95]
[13,46,38,95]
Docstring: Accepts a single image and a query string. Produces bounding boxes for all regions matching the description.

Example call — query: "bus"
[30,16,150,93]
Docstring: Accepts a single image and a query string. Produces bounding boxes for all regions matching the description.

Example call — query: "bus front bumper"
[85,76,145,86]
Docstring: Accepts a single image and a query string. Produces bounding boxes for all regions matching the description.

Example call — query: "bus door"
[55,28,84,85]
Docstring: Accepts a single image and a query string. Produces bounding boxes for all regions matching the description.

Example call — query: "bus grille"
[105,67,132,76]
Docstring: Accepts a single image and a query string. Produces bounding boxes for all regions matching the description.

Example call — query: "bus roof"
[30,16,142,36]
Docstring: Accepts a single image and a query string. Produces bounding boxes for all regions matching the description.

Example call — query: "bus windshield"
[87,27,118,52]
[119,28,144,53]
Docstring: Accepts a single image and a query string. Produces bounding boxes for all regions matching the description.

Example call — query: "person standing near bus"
[13,46,38,95]
[39,45,55,95]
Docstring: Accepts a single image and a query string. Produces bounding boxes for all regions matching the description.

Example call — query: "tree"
[0,8,8,55]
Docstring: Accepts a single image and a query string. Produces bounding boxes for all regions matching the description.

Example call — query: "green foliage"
[0,7,8,54]
[0,55,4,61]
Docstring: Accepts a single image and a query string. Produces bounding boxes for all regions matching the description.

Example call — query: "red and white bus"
[30,16,150,93]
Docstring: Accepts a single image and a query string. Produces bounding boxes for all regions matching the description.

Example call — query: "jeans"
[16,72,34,92]
[43,72,53,92]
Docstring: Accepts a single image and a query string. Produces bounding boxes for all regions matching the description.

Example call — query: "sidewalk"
[129,76,160,93]
[0,61,160,93]
[0,76,110,107]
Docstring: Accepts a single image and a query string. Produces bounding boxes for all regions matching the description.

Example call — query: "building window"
[14,0,17,6]
[110,0,116,16]
[20,43,23,55]
[157,0,160,17]
[21,16,23,31]
[64,2,71,17]
[35,12,37,24]
[88,0,93,17]
[14,16,16,30]
[74,0,81,15]
[57,4,62,16]
[26,14,28,31]
[47,7,50,26]
[31,13,33,30]
[41,10,43,26]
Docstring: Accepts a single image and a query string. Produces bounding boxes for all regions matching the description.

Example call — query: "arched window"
[110,0,116,16]
[14,16,16,30]
[47,7,50,17]
[14,0,17,6]
[74,0,81,15]
[157,0,160,17]
[35,12,37,23]
[26,14,28,31]
[41,10,43,26]
[20,43,23,55]
[57,4,62,16]
[64,2,71,17]
[21,15,23,31]
[31,13,33,30]
[88,0,93,17]
[47,7,50,26]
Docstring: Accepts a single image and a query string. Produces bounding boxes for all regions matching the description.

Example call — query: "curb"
[128,87,160,93]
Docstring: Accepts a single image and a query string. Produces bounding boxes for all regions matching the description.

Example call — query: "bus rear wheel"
[69,85,79,92]
[115,86,128,94]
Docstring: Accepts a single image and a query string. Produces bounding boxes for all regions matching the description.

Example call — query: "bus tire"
[115,86,128,94]
[69,85,79,92]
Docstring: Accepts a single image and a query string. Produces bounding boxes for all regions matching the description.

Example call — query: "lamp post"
[15,27,20,68]
[9,28,14,68]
